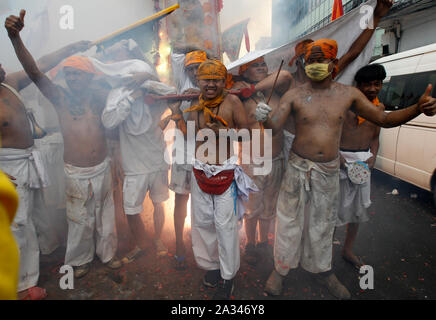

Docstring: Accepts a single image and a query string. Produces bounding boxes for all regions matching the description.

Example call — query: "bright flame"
[186,195,192,228]
[156,29,171,82]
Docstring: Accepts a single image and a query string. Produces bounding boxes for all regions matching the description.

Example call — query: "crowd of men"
[1,0,436,300]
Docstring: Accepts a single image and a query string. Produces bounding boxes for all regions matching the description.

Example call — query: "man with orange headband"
[7,10,122,281]
[2,11,94,299]
[167,48,207,270]
[336,64,386,271]
[184,59,255,300]
[257,38,436,299]
[233,57,293,266]
[284,0,394,160]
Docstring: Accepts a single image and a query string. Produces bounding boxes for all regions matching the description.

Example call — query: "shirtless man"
[256,39,436,299]
[1,12,91,299]
[184,59,254,300]
[284,0,394,155]
[167,49,207,269]
[7,10,121,279]
[232,57,293,265]
[337,64,386,270]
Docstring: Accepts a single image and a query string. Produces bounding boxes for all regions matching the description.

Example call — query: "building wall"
[398,12,436,52]
[272,0,366,46]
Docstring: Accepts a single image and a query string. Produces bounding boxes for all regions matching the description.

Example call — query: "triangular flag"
[331,0,344,21]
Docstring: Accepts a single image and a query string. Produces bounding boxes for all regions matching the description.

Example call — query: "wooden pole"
[92,4,180,46]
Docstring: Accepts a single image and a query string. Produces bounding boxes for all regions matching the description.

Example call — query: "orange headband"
[305,39,339,79]
[288,39,314,67]
[197,59,227,80]
[238,57,265,76]
[62,56,99,75]
[185,50,207,68]
[305,39,338,61]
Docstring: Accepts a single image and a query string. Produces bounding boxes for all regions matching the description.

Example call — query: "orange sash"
[358,97,380,125]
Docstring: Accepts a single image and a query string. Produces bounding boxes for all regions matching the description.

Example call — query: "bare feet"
[18,287,47,300]
[316,273,351,300]
[264,270,283,296]
[342,251,365,271]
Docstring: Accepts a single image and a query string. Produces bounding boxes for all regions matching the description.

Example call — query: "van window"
[383,75,410,111]
[382,71,436,111]
[379,82,389,103]
[402,71,436,107]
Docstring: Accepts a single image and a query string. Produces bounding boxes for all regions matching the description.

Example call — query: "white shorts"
[169,162,192,195]
[123,171,169,215]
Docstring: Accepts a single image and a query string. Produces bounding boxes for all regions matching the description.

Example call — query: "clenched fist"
[255,102,272,122]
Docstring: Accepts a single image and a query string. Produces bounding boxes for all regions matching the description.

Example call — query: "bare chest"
[294,95,348,127]
[196,103,233,130]
[0,89,31,130]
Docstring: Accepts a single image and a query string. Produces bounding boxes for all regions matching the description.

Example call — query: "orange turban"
[62,56,99,74]
[305,39,339,79]
[288,39,314,67]
[185,50,207,68]
[238,57,265,76]
[304,39,338,61]
[197,59,227,80]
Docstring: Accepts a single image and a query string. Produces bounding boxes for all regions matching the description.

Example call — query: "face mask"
[305,62,332,82]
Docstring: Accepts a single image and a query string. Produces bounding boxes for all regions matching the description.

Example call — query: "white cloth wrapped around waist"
[0,147,50,188]
[64,157,110,180]
[193,156,259,220]
[339,150,373,180]
[339,150,373,210]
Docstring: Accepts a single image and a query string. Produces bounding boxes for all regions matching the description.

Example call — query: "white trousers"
[190,171,240,280]
[64,158,117,267]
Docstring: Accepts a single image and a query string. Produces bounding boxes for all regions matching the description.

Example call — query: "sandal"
[174,255,187,271]
[19,287,47,300]
[121,246,143,264]
[105,257,122,270]
[342,254,365,271]
[154,239,168,257]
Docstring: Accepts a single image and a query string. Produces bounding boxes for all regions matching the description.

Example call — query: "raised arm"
[6,10,63,107]
[351,85,436,128]
[337,0,393,75]
[5,40,91,91]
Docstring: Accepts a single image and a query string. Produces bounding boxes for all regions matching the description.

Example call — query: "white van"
[372,43,436,207]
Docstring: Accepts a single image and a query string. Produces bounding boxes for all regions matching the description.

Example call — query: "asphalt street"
[39,170,436,300]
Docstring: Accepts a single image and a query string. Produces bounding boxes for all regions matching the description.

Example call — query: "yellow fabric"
[238,57,265,75]
[197,59,227,80]
[184,51,207,68]
[358,97,381,125]
[184,92,228,127]
[0,170,19,300]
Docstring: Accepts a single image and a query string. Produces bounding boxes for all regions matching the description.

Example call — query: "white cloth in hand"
[255,102,272,122]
